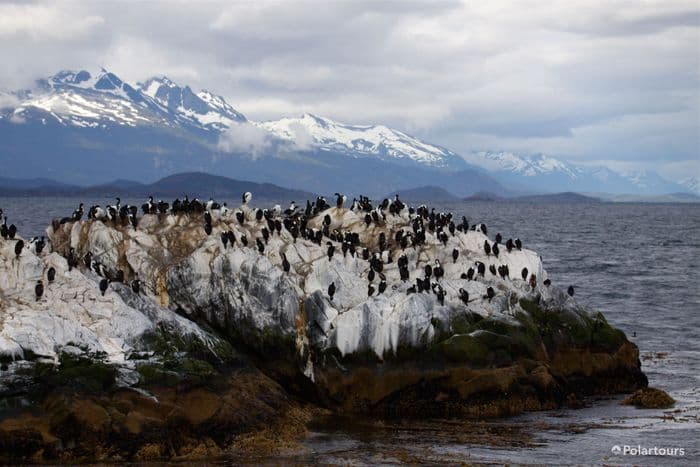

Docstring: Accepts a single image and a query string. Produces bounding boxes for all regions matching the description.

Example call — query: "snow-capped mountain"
[258,113,466,169]
[0,68,692,197]
[0,68,498,196]
[3,69,245,132]
[139,76,245,130]
[679,177,700,194]
[1,69,466,170]
[462,151,690,195]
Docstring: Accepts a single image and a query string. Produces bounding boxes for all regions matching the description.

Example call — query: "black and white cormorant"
[282,253,291,273]
[99,278,109,296]
[378,278,387,294]
[47,267,56,283]
[35,280,44,301]
[131,277,141,295]
[459,288,469,305]
[484,286,495,302]
[14,239,24,258]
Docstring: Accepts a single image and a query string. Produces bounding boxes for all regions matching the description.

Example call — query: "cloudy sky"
[0,0,698,180]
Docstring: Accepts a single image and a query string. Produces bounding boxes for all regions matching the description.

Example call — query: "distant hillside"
[510,192,601,203]
[388,186,458,202]
[0,177,78,191]
[463,192,504,202]
[592,192,700,203]
[0,172,316,201]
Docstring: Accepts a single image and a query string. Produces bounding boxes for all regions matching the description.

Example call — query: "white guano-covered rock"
[48,203,551,372]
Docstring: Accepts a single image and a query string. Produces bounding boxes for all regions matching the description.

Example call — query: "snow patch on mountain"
[462,151,579,179]
[679,176,699,194]
[258,113,463,168]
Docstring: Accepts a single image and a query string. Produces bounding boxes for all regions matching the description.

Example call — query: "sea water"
[2,197,698,465]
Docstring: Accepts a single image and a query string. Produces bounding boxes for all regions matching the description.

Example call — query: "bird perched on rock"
[14,239,24,258]
[281,253,290,273]
[35,280,44,301]
[484,286,495,302]
[529,274,537,290]
[459,288,469,305]
[99,278,109,296]
[463,267,475,281]
[433,260,444,281]
[47,267,56,283]
[66,248,78,271]
[131,277,141,295]
[328,282,336,301]
[452,248,459,263]
[521,267,529,281]
[484,240,491,256]
[35,237,46,255]
[506,238,514,252]
[567,285,575,297]
[433,283,446,306]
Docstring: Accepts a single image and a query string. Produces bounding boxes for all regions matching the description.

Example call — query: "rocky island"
[0,195,647,462]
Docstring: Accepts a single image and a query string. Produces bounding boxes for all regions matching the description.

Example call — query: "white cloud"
[0,0,696,178]
[0,4,103,39]
[0,93,19,110]
[217,121,277,159]
[9,112,25,124]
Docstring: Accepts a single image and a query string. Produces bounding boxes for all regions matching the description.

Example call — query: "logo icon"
[611,445,622,455]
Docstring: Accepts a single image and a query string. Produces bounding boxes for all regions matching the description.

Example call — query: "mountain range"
[0,68,694,197]
[0,172,315,202]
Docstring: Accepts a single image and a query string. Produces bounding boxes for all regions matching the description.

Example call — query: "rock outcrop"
[0,200,648,461]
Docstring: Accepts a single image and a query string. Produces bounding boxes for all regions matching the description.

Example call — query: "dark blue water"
[1,198,699,465]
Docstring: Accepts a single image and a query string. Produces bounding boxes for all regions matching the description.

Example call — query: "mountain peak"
[50,69,92,85]
[259,113,465,169]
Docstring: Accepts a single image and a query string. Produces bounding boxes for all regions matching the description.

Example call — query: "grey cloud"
[0,0,697,181]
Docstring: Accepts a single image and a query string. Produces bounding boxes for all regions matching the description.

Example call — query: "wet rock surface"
[621,387,675,409]
[0,200,648,461]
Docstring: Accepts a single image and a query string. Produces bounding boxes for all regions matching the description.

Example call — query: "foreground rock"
[49,204,648,411]
[0,199,648,461]
[0,234,304,462]
[622,387,675,409]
